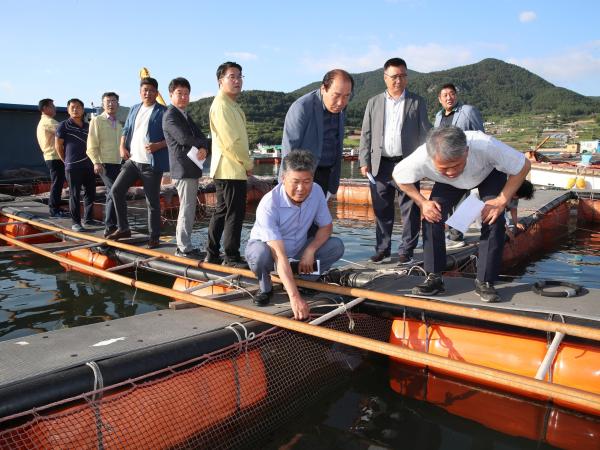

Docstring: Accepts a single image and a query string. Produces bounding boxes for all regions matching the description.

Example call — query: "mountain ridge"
[187,58,599,145]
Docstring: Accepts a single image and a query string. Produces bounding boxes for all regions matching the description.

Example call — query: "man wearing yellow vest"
[36,98,68,217]
[206,61,253,268]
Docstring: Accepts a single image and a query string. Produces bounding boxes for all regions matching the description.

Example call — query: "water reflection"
[0,254,167,341]
[266,354,598,449]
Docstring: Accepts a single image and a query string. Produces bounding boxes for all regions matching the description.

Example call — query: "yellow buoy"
[576,177,586,189]
[566,177,576,189]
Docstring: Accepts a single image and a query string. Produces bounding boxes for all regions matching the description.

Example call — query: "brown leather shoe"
[107,229,131,240]
[146,239,160,249]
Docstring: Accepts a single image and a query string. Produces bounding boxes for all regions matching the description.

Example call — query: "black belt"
[381,156,403,163]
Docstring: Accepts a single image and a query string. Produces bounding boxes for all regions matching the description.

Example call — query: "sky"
[1,0,599,108]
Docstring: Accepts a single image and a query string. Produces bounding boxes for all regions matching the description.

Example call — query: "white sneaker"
[445,239,466,249]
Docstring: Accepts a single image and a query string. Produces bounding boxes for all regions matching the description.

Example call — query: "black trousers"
[66,165,96,225]
[45,159,66,215]
[423,169,507,282]
[370,157,420,257]
[111,160,162,240]
[313,166,333,196]
[207,179,247,259]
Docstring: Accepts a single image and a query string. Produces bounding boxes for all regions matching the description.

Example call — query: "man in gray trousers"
[163,77,209,258]
[359,57,431,266]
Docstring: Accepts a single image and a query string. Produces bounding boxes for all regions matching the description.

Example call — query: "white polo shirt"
[392,131,526,189]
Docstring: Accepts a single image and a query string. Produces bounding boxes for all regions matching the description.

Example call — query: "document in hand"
[445,193,485,234]
[186,146,205,171]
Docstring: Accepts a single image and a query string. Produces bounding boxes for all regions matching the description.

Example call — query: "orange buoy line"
[2,211,600,343]
[1,229,600,415]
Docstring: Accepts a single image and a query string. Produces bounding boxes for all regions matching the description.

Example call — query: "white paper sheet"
[445,193,485,234]
[187,146,205,170]
[366,171,376,185]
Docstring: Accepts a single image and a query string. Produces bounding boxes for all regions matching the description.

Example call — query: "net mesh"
[0,313,392,450]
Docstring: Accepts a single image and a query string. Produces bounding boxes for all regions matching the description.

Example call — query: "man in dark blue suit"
[281,69,354,199]
[163,77,209,258]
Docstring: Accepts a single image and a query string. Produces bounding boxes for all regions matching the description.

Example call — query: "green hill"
[187,58,600,146]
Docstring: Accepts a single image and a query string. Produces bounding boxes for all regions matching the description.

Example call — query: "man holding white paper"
[163,77,209,258]
[392,127,530,302]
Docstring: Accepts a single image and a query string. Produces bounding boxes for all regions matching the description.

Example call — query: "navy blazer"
[122,102,169,172]
[163,105,209,179]
[281,89,345,194]
[434,102,484,131]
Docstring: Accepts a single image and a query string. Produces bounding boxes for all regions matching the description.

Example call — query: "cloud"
[300,43,474,74]
[224,52,258,61]
[508,42,600,90]
[0,81,14,93]
[519,11,537,23]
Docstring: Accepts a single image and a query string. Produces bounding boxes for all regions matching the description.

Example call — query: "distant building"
[0,103,91,178]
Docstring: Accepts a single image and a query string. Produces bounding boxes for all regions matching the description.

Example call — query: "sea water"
[1,159,600,447]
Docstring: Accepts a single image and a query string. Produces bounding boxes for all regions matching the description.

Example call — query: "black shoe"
[71,223,85,232]
[204,253,223,264]
[107,228,131,240]
[222,256,248,269]
[146,239,160,249]
[50,210,70,218]
[447,228,464,241]
[397,254,415,266]
[475,280,500,303]
[175,248,204,259]
[412,273,445,296]
[370,251,391,264]
[103,226,117,238]
[83,219,103,227]
[253,290,272,306]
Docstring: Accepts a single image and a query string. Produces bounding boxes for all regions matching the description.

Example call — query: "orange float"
[171,277,236,300]
[1,219,60,245]
[390,363,600,449]
[22,350,267,449]
[390,318,600,408]
[60,248,117,276]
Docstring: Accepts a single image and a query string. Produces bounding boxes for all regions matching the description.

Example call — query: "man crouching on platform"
[245,150,344,320]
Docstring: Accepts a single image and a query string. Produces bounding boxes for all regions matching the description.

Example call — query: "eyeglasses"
[222,75,244,81]
[104,99,119,104]
[384,73,408,81]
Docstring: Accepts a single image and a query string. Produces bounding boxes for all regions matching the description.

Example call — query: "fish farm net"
[0,313,392,449]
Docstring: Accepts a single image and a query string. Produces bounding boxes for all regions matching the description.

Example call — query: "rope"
[85,361,105,450]
[532,280,584,298]
[225,322,256,371]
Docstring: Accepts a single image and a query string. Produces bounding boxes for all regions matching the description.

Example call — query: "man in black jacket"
[163,77,209,258]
